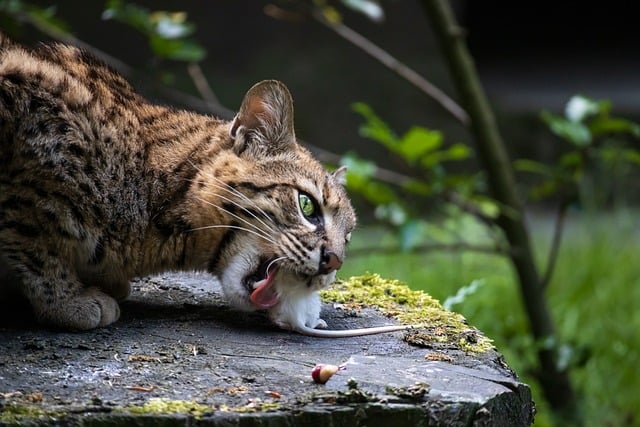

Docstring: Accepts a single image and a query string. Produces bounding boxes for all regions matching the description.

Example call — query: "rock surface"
[0,272,534,426]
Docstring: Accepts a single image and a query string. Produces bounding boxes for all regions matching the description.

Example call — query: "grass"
[338,209,640,427]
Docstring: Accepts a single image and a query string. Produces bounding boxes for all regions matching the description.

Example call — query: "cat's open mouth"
[243,258,316,310]
[244,258,280,309]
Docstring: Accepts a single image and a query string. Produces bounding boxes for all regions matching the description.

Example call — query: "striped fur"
[0,34,356,330]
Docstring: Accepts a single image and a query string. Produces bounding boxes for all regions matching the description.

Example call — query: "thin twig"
[187,62,221,106]
[310,7,469,125]
[540,201,567,290]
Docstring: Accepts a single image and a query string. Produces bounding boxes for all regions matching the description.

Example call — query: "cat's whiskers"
[205,174,276,225]
[194,197,276,244]
[183,161,277,233]
[266,256,288,275]
[200,187,277,234]
[189,224,280,247]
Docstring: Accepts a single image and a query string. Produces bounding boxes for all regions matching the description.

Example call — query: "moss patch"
[123,398,211,418]
[322,273,493,353]
[121,398,281,417]
[0,403,58,424]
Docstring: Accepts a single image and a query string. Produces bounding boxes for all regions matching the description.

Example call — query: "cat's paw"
[43,288,120,330]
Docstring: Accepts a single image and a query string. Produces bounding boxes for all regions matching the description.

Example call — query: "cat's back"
[0,34,156,254]
[0,33,149,191]
[0,32,142,115]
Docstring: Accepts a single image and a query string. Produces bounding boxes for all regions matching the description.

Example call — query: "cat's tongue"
[249,266,280,309]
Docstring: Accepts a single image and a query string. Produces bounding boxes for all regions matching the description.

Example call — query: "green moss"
[123,398,211,418]
[322,273,493,353]
[121,398,281,417]
[0,403,58,424]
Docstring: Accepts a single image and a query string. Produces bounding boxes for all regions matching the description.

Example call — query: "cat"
[0,33,356,332]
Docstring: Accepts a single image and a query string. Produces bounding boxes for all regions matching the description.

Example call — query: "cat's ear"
[331,165,348,186]
[230,80,295,156]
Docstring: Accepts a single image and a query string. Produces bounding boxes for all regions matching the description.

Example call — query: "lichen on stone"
[322,273,493,353]
[0,403,55,424]
[123,398,211,418]
[122,397,281,417]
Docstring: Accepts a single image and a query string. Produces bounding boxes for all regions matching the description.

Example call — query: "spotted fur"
[0,34,356,330]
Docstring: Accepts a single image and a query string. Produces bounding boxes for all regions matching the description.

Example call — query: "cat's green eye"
[299,193,316,217]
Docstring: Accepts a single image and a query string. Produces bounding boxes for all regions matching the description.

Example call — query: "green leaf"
[559,151,583,170]
[471,196,501,219]
[397,126,442,163]
[445,143,471,160]
[588,116,640,138]
[340,153,399,205]
[541,110,591,147]
[149,36,205,61]
[514,159,554,177]
[340,152,377,179]
[597,146,640,168]
[401,178,432,196]
[620,148,640,165]
[103,0,153,33]
[352,102,398,149]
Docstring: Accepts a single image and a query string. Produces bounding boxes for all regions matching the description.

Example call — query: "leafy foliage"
[102,0,205,62]
[516,95,640,207]
[0,0,69,36]
[343,102,499,252]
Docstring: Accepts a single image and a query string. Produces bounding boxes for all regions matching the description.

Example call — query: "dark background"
[9,0,640,197]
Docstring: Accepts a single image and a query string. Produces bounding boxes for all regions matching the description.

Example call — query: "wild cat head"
[194,80,356,313]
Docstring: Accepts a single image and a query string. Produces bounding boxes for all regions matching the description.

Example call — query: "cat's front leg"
[3,252,120,329]
[34,279,120,330]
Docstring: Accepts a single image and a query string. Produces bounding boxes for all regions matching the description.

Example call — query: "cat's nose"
[318,248,342,275]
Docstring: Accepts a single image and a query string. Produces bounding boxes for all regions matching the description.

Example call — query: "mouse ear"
[230,80,296,156]
[331,166,348,186]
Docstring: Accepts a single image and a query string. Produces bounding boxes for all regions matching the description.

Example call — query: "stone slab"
[0,272,534,426]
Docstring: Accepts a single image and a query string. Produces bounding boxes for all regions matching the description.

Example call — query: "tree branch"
[540,200,568,290]
[310,7,469,125]
[420,0,577,418]
[187,62,221,107]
